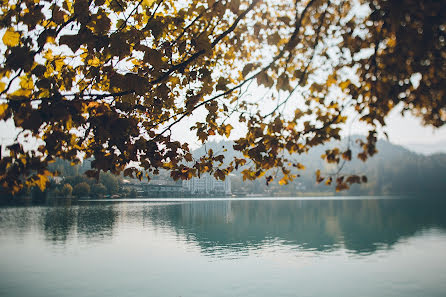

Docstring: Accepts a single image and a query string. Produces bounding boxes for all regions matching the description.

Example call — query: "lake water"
[1,197,446,297]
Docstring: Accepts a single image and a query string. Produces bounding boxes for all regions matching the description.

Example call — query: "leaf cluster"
[0,0,444,193]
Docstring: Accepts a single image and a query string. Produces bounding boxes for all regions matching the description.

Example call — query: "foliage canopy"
[0,0,445,193]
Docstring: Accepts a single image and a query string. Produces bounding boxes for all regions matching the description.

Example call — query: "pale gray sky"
[168,103,446,153]
[384,110,446,145]
[2,102,445,155]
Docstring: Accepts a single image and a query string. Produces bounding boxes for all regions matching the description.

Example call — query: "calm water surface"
[1,197,446,297]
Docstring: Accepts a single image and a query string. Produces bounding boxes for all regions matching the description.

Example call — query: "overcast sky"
[383,109,446,145]
[2,103,446,155]
[167,105,446,151]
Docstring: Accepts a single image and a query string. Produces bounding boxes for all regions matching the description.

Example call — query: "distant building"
[121,179,184,197]
[182,174,231,195]
[49,176,63,185]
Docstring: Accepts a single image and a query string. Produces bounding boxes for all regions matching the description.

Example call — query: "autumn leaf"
[142,0,156,8]
[315,169,324,183]
[242,63,255,77]
[339,80,350,90]
[278,178,287,185]
[0,104,8,119]
[60,34,81,52]
[2,28,20,47]
[216,77,229,91]
[267,32,281,45]
[88,57,101,67]
[195,34,211,51]
[277,73,291,91]
[0,0,443,195]
[19,76,34,90]
[295,163,305,170]
[230,0,240,14]
[224,124,233,137]
[257,72,273,88]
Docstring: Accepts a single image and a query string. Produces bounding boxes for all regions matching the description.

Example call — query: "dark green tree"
[100,173,119,194]
[61,183,73,197]
[72,182,90,198]
[90,183,107,198]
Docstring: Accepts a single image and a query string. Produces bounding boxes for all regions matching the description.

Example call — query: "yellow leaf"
[54,58,65,71]
[38,89,50,98]
[326,74,337,87]
[12,185,21,194]
[278,177,287,185]
[11,88,32,97]
[20,76,34,90]
[296,163,305,170]
[47,35,56,44]
[2,28,20,47]
[44,49,53,60]
[88,57,100,67]
[224,124,233,137]
[142,0,156,7]
[339,80,350,90]
[0,81,5,92]
[387,37,396,48]
[35,175,48,191]
[64,0,73,12]
[66,117,73,130]
[0,103,8,118]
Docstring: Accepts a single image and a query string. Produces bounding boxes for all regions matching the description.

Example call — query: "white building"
[182,174,231,195]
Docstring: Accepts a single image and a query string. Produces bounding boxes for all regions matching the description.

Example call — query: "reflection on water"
[1,198,446,255]
[147,198,446,256]
[0,205,119,244]
[1,197,446,297]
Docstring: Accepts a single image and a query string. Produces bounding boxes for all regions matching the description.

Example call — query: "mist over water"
[1,197,446,297]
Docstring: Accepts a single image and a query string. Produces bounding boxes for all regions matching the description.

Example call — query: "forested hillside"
[193,138,446,196]
[6,136,444,200]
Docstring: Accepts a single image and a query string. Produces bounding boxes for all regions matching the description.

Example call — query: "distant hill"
[46,136,446,197]
[192,136,446,196]
[404,140,446,155]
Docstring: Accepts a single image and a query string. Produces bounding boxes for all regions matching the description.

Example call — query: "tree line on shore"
[2,136,445,201]
[2,159,125,200]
